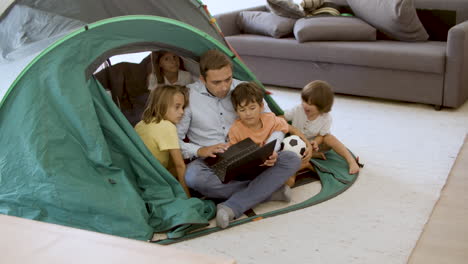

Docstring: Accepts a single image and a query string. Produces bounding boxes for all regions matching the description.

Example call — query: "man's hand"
[197,143,230,158]
[262,151,278,167]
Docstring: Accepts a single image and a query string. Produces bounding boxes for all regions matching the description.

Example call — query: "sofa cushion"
[266,0,305,19]
[294,16,377,42]
[226,34,446,74]
[237,11,296,38]
[346,0,429,41]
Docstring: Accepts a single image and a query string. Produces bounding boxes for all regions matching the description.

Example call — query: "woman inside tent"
[147,50,195,91]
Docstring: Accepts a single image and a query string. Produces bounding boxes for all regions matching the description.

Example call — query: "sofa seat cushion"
[226,34,446,74]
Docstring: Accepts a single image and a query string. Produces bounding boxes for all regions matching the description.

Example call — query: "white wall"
[201,0,265,15]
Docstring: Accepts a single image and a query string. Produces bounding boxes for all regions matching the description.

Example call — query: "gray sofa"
[215,0,468,109]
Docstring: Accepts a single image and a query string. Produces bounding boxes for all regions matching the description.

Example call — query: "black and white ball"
[280,135,307,158]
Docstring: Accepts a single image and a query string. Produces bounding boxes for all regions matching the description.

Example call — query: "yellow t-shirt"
[134,119,180,168]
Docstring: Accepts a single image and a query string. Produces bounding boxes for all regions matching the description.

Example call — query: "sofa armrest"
[214,5,267,37]
[444,20,468,107]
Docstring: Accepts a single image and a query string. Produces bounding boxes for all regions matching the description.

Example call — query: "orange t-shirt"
[228,112,289,146]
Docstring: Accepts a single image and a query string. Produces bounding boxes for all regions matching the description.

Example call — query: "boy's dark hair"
[231,82,264,111]
[199,49,232,79]
[301,80,334,113]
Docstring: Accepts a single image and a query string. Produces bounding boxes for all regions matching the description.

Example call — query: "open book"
[204,138,277,183]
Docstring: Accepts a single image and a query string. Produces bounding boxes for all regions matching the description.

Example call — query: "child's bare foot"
[348,159,360,174]
[312,152,326,160]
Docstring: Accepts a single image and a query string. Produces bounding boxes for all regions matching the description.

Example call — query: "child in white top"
[284,80,360,184]
[147,51,194,90]
[135,85,191,197]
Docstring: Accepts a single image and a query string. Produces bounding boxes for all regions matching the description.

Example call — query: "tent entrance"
[92,45,202,126]
[87,42,200,79]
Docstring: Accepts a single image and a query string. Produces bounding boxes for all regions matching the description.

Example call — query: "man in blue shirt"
[177,50,302,228]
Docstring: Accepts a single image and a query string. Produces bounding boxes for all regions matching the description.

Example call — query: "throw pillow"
[294,16,377,42]
[346,0,429,41]
[237,11,297,38]
[267,0,305,19]
[308,2,341,16]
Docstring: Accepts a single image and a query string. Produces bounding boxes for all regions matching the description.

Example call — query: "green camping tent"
[0,0,254,241]
[0,16,233,241]
[0,0,359,243]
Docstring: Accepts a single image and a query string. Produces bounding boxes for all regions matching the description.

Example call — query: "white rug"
[175,87,468,264]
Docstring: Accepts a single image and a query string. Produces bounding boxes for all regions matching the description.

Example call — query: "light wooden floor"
[408,135,468,263]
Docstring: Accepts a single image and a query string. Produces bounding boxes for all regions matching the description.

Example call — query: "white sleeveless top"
[147,70,194,90]
[284,105,332,141]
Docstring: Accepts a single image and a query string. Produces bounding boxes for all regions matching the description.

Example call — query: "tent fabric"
[0,16,242,241]
[0,0,228,61]
[0,0,229,99]
[0,75,216,240]
[0,1,360,243]
[0,5,85,59]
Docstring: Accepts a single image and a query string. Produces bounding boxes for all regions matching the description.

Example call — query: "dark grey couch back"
[328,0,468,23]
[414,0,468,23]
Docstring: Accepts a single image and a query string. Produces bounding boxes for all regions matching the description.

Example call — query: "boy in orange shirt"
[228,82,289,148]
[215,82,300,227]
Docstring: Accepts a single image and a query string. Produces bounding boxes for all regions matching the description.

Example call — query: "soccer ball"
[281,135,307,158]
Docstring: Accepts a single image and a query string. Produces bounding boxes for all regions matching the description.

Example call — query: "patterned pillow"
[237,11,297,38]
[301,0,324,11]
[346,0,429,41]
[267,0,305,19]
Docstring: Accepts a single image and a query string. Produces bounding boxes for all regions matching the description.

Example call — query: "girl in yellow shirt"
[135,85,190,197]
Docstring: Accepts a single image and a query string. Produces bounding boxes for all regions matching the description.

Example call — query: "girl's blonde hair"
[301,80,334,113]
[141,85,189,124]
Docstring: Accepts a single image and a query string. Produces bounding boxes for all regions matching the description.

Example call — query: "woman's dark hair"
[149,50,185,85]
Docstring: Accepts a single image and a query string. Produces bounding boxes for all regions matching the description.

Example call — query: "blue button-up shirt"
[177,79,270,159]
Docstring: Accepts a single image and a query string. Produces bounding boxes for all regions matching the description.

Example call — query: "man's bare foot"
[312,152,326,160]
